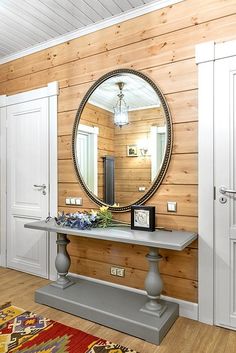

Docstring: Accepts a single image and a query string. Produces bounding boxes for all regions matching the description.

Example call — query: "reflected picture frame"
[127,144,138,157]
[131,205,155,232]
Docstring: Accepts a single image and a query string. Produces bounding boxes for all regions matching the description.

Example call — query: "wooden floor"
[1,267,236,353]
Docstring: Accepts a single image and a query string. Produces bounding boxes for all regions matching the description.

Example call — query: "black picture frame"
[131,205,155,232]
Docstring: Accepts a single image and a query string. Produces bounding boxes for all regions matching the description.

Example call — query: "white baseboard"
[68,272,199,321]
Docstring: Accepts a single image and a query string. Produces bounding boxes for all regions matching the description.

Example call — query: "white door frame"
[196,39,236,324]
[78,124,99,195]
[0,82,59,280]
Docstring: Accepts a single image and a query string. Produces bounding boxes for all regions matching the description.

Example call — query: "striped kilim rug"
[0,303,137,353]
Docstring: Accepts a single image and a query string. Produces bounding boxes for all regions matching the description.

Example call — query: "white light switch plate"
[167,201,177,212]
[75,198,83,205]
[65,197,83,206]
[70,198,76,205]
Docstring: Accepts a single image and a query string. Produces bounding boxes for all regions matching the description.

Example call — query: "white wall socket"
[116,268,125,277]
[70,198,76,205]
[65,197,83,206]
[110,266,125,277]
[110,266,117,276]
[167,201,177,212]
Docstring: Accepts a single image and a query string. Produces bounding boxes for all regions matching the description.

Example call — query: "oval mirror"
[72,69,172,212]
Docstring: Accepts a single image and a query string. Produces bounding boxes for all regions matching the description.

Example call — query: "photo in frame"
[127,144,138,157]
[131,205,155,231]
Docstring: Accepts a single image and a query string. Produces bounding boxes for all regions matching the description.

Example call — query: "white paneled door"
[214,56,236,328]
[6,98,49,278]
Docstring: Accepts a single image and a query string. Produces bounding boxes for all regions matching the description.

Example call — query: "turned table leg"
[140,247,167,317]
[51,233,74,289]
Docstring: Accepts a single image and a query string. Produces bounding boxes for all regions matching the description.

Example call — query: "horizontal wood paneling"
[58,121,197,159]
[70,256,198,302]
[58,153,197,185]
[173,122,197,154]
[56,59,197,112]
[163,154,197,184]
[1,0,234,303]
[0,2,235,85]
[59,184,197,217]
[68,236,197,280]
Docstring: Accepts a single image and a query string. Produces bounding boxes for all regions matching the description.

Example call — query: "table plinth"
[24,220,197,345]
[35,276,179,345]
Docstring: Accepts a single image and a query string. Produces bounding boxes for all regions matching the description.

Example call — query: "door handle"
[219,186,236,195]
[33,184,46,195]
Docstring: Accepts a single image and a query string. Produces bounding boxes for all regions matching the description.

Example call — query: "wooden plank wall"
[114,107,165,205]
[0,0,236,302]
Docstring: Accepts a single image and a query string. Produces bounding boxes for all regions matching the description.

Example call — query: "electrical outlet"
[70,198,76,205]
[110,266,125,277]
[75,197,83,205]
[116,268,125,277]
[65,198,71,205]
[110,266,117,276]
[167,201,177,212]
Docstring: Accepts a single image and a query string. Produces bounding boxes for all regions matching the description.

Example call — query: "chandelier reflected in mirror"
[113,82,129,128]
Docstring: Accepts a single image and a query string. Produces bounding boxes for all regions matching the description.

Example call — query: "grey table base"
[25,221,196,345]
[35,276,179,345]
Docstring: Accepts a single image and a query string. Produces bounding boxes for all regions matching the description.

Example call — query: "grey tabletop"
[25,220,197,251]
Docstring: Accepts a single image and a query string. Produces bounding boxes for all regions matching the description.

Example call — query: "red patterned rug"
[0,303,137,353]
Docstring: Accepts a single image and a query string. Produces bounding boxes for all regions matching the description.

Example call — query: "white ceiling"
[0,0,182,63]
[89,73,161,111]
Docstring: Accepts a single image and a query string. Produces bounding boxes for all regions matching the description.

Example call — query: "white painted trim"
[78,124,99,196]
[0,99,7,267]
[197,59,214,325]
[90,99,160,113]
[48,82,59,281]
[0,0,183,65]
[69,272,198,321]
[3,83,59,106]
[196,39,236,64]
[197,39,236,325]
[0,95,7,108]
[195,41,215,64]
[0,82,59,281]
[215,39,236,59]
[79,124,99,135]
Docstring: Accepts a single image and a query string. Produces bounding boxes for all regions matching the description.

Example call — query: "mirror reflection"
[73,71,171,209]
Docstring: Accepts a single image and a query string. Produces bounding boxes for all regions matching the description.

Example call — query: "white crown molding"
[195,41,215,64]
[196,39,236,64]
[215,39,236,59]
[4,82,59,106]
[0,0,183,65]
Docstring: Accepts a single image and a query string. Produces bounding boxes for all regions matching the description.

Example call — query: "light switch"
[70,198,76,205]
[65,198,71,205]
[167,201,177,212]
[75,198,83,205]
[65,197,83,206]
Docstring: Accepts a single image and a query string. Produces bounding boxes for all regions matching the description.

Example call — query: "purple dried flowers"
[55,206,113,229]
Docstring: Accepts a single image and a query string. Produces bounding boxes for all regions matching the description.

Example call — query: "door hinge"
[214,186,216,200]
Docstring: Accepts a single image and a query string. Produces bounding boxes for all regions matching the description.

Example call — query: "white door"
[214,56,236,328]
[77,124,98,195]
[6,98,49,278]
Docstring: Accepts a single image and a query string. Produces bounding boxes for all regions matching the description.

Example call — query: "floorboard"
[0,267,236,353]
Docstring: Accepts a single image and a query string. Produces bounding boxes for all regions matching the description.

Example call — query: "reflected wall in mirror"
[72,69,172,212]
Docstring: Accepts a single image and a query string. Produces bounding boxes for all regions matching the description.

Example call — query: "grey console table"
[25,220,197,344]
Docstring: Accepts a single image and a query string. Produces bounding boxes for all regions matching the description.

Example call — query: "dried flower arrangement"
[53,206,129,230]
